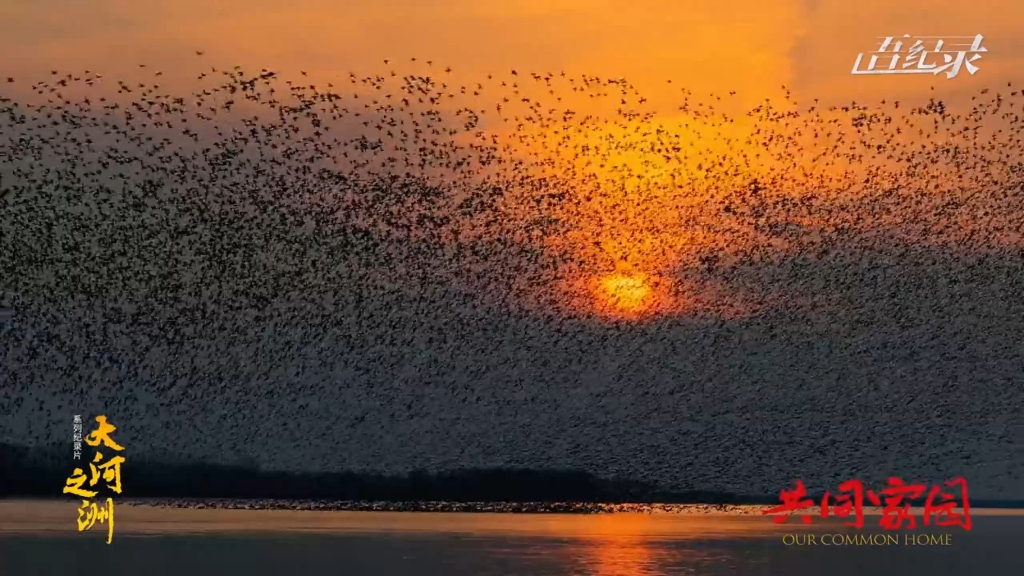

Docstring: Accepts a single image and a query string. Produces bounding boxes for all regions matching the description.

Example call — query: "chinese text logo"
[852,35,987,79]
[764,477,971,531]
[62,415,126,544]
[73,415,82,460]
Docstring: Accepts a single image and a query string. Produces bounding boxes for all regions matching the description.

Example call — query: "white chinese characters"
[852,35,987,78]
[73,415,82,459]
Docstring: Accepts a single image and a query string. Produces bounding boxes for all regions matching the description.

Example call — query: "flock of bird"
[1,57,1022,496]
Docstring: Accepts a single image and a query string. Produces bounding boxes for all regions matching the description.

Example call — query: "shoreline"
[2,500,1019,538]
[121,498,768,514]
[3,497,769,515]
[6,497,1020,516]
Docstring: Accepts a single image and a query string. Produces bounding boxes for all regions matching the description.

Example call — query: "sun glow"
[597,273,654,315]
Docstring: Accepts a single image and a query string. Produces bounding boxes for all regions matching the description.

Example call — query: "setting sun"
[598,273,653,313]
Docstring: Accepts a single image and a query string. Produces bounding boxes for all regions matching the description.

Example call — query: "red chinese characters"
[869,477,928,530]
[820,479,866,528]
[762,480,817,524]
[924,477,972,531]
[766,477,972,531]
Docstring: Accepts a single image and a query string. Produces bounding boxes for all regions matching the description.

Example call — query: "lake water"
[1,501,1020,575]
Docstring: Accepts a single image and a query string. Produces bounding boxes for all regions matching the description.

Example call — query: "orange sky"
[2,0,1021,320]
[1,0,1019,106]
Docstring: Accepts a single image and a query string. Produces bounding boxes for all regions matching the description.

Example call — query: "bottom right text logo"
[782,533,954,546]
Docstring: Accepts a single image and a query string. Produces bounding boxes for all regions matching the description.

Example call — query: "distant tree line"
[4,442,1022,508]
[0,441,773,503]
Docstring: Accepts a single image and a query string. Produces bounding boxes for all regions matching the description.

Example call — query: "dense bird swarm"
[1,61,1022,498]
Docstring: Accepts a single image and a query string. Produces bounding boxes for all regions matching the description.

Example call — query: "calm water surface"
[0,502,1020,575]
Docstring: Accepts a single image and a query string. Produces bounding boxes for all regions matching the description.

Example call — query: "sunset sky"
[2,0,1023,502]
[2,0,1021,318]
[1,0,1019,106]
